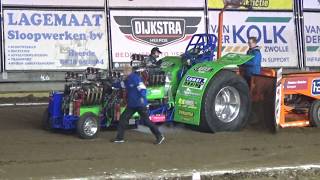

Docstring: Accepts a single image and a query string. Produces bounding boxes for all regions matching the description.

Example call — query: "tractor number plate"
[312,79,320,96]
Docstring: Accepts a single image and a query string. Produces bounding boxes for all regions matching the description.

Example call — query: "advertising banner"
[1,11,2,72]
[3,10,108,70]
[109,0,204,8]
[304,12,320,67]
[209,11,298,67]
[208,0,293,10]
[3,0,104,7]
[110,10,205,65]
[303,0,320,10]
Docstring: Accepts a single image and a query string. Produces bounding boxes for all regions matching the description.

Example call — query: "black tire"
[42,108,52,130]
[200,70,251,132]
[309,100,320,127]
[77,112,100,139]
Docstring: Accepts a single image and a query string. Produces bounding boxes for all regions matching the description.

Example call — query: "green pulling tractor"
[43,0,288,139]
[44,33,254,139]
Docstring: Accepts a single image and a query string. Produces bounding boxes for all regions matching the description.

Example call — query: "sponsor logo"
[178,110,194,118]
[183,76,207,89]
[114,16,201,46]
[242,0,269,8]
[161,61,174,68]
[193,66,213,73]
[147,89,162,96]
[178,98,196,108]
[284,77,308,90]
[312,79,320,96]
[182,88,201,96]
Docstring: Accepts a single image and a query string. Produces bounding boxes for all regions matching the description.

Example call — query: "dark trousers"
[244,75,252,88]
[116,107,161,140]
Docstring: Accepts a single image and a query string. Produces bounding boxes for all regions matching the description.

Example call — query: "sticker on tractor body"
[178,98,196,109]
[161,61,174,68]
[284,77,308,90]
[312,79,320,96]
[178,110,194,118]
[183,76,207,89]
[182,88,201,96]
[193,66,213,73]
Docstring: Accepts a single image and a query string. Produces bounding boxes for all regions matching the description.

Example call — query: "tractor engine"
[131,56,171,120]
[139,67,166,86]
[130,54,166,86]
[62,67,122,116]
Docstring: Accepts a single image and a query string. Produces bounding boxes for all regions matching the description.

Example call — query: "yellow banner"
[208,0,293,10]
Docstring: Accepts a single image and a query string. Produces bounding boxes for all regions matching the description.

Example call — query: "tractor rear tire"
[42,108,52,130]
[200,70,251,132]
[309,100,320,127]
[77,112,100,139]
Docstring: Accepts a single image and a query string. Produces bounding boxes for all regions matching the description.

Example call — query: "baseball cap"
[151,47,162,54]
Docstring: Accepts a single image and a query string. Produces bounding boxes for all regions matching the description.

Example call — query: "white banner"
[304,12,320,67]
[3,0,104,7]
[110,0,204,8]
[4,10,108,70]
[209,11,298,67]
[110,10,205,65]
[303,0,320,10]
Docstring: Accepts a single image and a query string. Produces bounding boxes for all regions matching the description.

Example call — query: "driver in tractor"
[111,65,165,144]
[146,47,162,66]
[240,36,262,85]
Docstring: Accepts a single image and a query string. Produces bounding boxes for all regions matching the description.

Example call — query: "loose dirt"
[1,106,320,179]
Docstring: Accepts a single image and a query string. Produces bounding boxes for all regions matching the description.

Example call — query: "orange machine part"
[279,72,320,128]
[217,7,226,59]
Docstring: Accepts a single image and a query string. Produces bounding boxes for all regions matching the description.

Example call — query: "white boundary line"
[0,102,48,107]
[64,164,320,180]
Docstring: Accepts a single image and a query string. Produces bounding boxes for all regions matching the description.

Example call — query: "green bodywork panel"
[147,86,165,100]
[160,56,183,98]
[174,53,254,125]
[80,106,100,117]
[147,56,183,106]
[80,105,138,127]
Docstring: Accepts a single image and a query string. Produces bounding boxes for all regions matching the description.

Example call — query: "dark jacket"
[242,46,262,77]
[147,55,157,64]
[113,72,147,108]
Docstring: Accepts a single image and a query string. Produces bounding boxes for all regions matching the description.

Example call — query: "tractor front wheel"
[77,113,100,139]
[310,100,320,127]
[200,70,251,132]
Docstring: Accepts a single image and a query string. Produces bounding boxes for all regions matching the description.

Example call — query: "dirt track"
[1,106,320,179]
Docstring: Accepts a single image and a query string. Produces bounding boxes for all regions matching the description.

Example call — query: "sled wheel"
[310,100,320,127]
[77,112,100,139]
[200,70,251,132]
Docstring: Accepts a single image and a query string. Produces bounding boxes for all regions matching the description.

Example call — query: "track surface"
[1,106,320,179]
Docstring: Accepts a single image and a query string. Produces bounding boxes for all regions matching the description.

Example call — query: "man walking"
[112,65,165,144]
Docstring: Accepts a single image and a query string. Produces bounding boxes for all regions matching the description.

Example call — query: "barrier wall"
[110,10,205,67]
[3,10,108,70]
[208,11,298,67]
[0,0,319,82]
[1,4,3,72]
[303,1,320,67]
[208,0,293,10]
